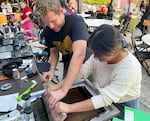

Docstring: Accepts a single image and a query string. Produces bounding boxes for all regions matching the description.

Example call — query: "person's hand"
[44,80,65,102]
[26,36,33,40]
[20,20,25,25]
[14,19,21,24]
[46,88,68,109]
[43,70,54,82]
[26,42,34,47]
[54,101,70,115]
[26,36,37,41]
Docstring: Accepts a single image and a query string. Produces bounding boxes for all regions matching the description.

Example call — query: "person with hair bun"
[53,24,142,120]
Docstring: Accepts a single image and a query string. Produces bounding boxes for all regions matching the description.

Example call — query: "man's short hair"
[35,0,62,17]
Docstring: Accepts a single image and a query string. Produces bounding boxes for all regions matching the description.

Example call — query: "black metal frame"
[131,28,150,76]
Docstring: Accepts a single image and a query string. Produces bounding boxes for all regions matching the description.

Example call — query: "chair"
[35,52,49,62]
[131,28,150,76]
[131,28,149,51]
[34,47,50,62]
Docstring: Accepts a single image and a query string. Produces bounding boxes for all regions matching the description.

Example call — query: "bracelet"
[50,66,56,70]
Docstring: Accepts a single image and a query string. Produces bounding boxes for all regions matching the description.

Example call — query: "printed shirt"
[44,14,89,56]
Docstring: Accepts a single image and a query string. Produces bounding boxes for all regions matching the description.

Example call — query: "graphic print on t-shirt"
[53,35,72,55]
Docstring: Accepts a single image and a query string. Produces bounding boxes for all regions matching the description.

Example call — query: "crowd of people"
[0,0,145,120]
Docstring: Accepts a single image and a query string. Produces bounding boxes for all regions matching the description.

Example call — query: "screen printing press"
[0,79,120,121]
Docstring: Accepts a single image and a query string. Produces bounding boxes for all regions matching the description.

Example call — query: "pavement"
[139,67,150,112]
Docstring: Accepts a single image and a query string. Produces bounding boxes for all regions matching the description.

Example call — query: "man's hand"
[43,70,54,82]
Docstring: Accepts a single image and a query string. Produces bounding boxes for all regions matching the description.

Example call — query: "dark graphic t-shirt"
[43,14,89,56]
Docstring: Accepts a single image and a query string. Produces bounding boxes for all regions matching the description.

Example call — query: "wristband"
[50,66,55,70]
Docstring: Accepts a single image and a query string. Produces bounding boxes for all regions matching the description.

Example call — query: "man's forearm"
[62,40,87,92]
[49,48,59,72]
[62,52,85,91]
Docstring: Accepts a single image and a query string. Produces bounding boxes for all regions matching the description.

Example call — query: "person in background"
[136,0,145,32]
[29,0,36,12]
[119,0,133,24]
[11,7,21,23]
[67,0,77,14]
[120,12,132,36]
[100,5,107,15]
[12,7,20,13]
[142,1,150,34]
[96,5,107,19]
[19,0,33,37]
[140,0,145,12]
[26,13,49,61]
[51,24,141,120]
[1,0,12,13]
[27,13,46,43]
[59,0,69,15]
[35,0,88,109]
[107,1,115,20]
